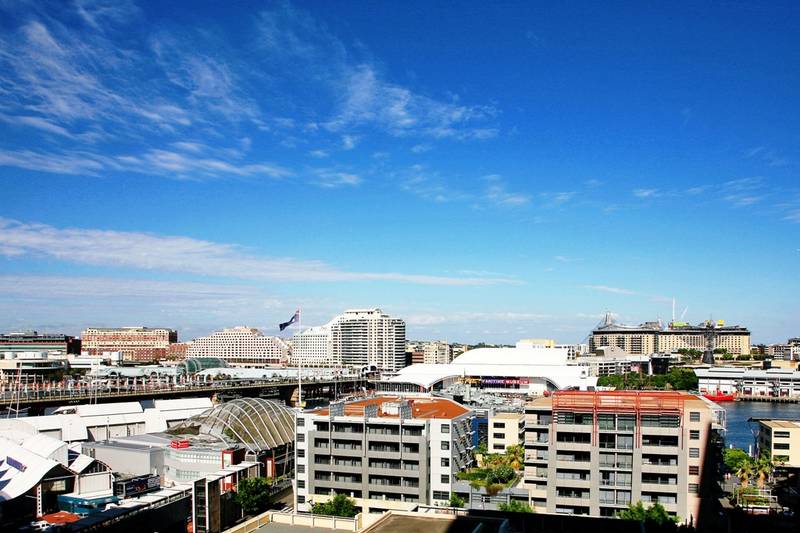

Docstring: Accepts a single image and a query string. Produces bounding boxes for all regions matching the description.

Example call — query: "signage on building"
[113,474,160,498]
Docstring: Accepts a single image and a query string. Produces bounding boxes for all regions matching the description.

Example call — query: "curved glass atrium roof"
[179,398,295,453]
[177,357,228,375]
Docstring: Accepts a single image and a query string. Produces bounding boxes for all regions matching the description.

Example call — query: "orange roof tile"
[310,396,469,420]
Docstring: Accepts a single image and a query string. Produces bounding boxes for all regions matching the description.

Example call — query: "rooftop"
[310,396,470,420]
[532,390,702,413]
[759,420,800,429]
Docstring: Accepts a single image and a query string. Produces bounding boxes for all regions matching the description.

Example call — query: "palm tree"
[736,461,755,488]
[754,451,774,489]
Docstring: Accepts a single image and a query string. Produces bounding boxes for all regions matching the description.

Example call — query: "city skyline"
[1,1,798,343]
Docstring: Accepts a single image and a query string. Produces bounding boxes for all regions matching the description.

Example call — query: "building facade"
[591,319,750,356]
[590,323,660,355]
[757,420,800,468]
[291,326,332,367]
[524,391,716,525]
[188,327,289,367]
[295,396,473,513]
[81,327,177,362]
[695,367,800,398]
[488,412,524,453]
[293,309,406,371]
[422,341,452,365]
[0,331,80,354]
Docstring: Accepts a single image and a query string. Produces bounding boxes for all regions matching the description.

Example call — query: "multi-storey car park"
[524,390,724,527]
[295,396,474,513]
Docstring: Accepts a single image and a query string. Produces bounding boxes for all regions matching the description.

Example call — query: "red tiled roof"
[552,390,692,412]
[311,396,469,420]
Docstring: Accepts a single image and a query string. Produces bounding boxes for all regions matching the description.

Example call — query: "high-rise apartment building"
[81,327,177,362]
[187,327,289,367]
[524,391,718,525]
[293,309,406,371]
[295,396,473,513]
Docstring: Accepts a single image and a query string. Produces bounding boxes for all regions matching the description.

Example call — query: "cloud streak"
[0,218,520,287]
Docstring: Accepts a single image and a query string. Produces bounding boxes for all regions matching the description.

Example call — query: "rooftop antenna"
[672,298,676,323]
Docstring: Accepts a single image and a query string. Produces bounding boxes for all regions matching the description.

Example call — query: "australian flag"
[279,310,300,331]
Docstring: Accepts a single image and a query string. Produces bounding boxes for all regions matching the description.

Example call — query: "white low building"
[695,366,800,398]
[380,342,596,395]
[4,398,213,442]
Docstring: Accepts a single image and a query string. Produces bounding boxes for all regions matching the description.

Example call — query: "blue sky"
[0,0,798,344]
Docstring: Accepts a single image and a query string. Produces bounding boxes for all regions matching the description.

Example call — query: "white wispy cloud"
[484,176,530,207]
[583,285,637,296]
[405,311,552,326]
[410,144,432,153]
[583,284,671,303]
[554,255,582,263]
[341,134,359,150]
[745,146,790,167]
[74,0,140,30]
[256,5,499,141]
[313,169,362,188]
[0,218,520,286]
[0,274,289,337]
[309,149,330,159]
[0,147,290,181]
[633,188,659,198]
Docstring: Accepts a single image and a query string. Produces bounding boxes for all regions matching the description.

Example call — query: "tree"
[754,451,774,489]
[448,493,465,508]
[498,500,533,513]
[487,464,515,485]
[618,502,677,526]
[234,477,272,514]
[723,448,751,473]
[312,493,358,518]
[505,444,524,470]
[736,461,755,488]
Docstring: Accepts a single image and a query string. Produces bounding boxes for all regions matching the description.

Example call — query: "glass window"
[689,412,700,422]
[441,457,450,467]
[689,448,699,458]
[689,465,699,475]
[297,418,305,427]
[441,474,450,484]
[441,441,450,450]
[689,430,700,440]
[688,483,698,493]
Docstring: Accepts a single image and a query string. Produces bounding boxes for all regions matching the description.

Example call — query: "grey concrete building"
[524,391,722,527]
[295,396,473,513]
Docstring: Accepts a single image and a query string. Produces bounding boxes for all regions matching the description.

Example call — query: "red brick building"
[81,327,177,362]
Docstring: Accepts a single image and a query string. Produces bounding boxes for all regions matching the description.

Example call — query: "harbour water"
[722,401,800,451]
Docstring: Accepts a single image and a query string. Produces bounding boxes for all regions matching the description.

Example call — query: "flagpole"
[297,308,302,409]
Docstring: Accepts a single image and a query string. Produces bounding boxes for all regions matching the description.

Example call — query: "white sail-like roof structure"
[385,345,595,391]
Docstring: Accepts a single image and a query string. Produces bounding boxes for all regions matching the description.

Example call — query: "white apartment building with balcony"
[294,396,473,513]
[292,309,406,371]
[187,327,289,367]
